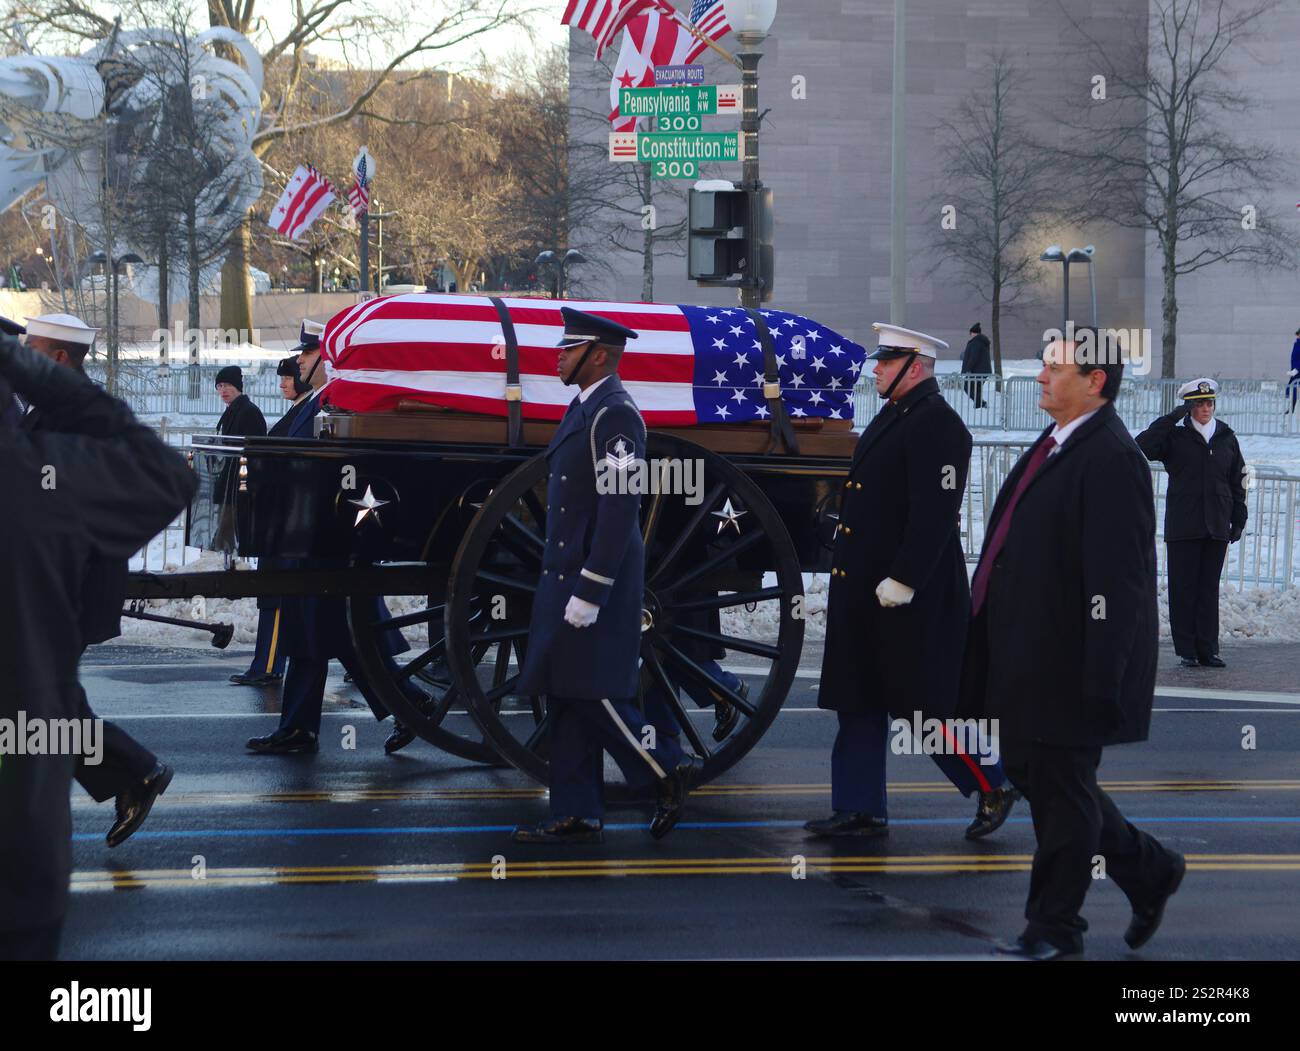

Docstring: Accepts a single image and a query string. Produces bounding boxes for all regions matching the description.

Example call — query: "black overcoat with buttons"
[1134,409,1247,542]
[817,377,972,717]
[516,375,647,701]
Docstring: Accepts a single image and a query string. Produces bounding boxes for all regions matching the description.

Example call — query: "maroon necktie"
[970,435,1057,615]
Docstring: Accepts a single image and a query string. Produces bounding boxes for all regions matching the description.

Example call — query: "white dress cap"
[24,313,100,346]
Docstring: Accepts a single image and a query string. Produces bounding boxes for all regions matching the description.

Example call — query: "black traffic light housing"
[688,184,774,300]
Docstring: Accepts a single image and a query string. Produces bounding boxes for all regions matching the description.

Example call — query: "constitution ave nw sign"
[607,132,744,178]
[618,85,740,118]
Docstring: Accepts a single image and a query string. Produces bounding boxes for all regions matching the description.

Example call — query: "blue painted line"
[72,815,1300,842]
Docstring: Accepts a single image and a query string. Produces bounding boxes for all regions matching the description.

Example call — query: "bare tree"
[929,51,1053,376]
[1053,0,1294,377]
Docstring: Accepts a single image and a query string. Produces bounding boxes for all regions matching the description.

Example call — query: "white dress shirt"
[1047,407,1100,455]
[578,374,611,403]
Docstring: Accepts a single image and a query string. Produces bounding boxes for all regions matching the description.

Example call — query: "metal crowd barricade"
[85,361,286,418]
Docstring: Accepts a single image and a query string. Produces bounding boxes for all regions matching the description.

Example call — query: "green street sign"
[637,132,743,167]
[650,158,698,179]
[619,85,740,118]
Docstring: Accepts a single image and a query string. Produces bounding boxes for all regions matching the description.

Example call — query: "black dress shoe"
[712,682,746,741]
[1124,852,1186,949]
[650,755,705,839]
[511,817,604,844]
[384,720,416,755]
[803,811,889,838]
[106,763,174,848]
[1178,656,1200,668]
[994,936,1082,961]
[966,786,1022,840]
[229,672,281,686]
[246,727,319,754]
[1199,655,1226,668]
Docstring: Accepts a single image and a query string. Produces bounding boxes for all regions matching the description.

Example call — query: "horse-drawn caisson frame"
[125,297,862,797]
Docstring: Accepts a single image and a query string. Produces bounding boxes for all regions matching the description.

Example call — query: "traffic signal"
[688,188,748,282]
[688,185,774,300]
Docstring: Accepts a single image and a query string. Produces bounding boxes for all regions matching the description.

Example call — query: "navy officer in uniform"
[512,307,703,845]
[807,323,1020,840]
[1136,378,1247,668]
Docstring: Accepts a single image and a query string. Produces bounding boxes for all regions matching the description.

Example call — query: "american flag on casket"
[320,294,866,426]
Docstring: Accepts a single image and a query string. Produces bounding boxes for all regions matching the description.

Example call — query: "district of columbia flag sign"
[269,165,336,241]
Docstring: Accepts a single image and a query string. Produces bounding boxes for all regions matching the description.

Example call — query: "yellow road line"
[68,853,1300,889]
[69,779,1300,808]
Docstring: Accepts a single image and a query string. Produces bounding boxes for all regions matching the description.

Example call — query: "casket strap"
[490,296,523,447]
[745,308,799,455]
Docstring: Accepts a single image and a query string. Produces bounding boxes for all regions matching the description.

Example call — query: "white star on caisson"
[783,318,798,328]
[712,337,727,350]
[712,496,747,534]
[755,403,770,418]
[733,351,750,367]
[752,340,763,351]
[809,390,824,405]
[713,370,729,385]
[830,408,843,419]
[829,344,844,356]
[828,376,843,390]
[721,309,735,315]
[791,406,807,417]
[349,485,390,528]
[848,360,862,375]
[789,372,805,389]
[731,388,748,404]
[774,353,786,368]
[806,329,822,342]
[810,355,826,372]
[752,371,766,386]
[729,325,743,336]
[706,314,721,324]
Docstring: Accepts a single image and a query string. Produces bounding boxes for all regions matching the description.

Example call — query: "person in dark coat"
[228,356,312,687]
[245,323,421,755]
[963,327,1184,960]
[0,334,195,960]
[17,313,176,849]
[511,308,703,845]
[211,365,267,553]
[1287,328,1299,413]
[808,323,1019,841]
[959,322,992,408]
[1136,378,1247,668]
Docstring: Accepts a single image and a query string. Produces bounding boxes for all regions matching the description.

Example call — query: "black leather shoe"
[1124,852,1186,949]
[384,720,416,755]
[1178,656,1200,668]
[511,817,604,844]
[712,682,745,741]
[650,755,704,839]
[246,727,319,754]
[966,786,1022,840]
[1199,655,1226,668]
[106,763,174,848]
[804,811,889,838]
[229,672,281,686]
[994,936,1082,961]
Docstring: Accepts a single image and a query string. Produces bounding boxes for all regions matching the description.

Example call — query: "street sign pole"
[739,51,763,308]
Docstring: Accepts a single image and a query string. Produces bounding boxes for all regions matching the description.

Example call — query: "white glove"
[564,595,600,628]
[1290,369,1299,379]
[875,577,915,608]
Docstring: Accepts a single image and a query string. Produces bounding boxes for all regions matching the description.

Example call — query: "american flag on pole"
[684,0,732,62]
[268,165,336,241]
[347,180,369,218]
[563,0,677,60]
[319,294,865,424]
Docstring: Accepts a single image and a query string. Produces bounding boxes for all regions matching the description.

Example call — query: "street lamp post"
[534,249,586,299]
[1040,244,1098,333]
[732,0,777,309]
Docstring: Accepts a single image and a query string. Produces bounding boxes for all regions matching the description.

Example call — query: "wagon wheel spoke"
[640,465,671,550]
[474,569,536,593]
[660,639,758,718]
[500,512,545,557]
[397,636,447,683]
[664,528,766,594]
[648,480,726,586]
[521,487,548,535]
[644,646,711,759]
[670,624,781,660]
[376,605,445,634]
[664,586,786,613]
[466,625,531,646]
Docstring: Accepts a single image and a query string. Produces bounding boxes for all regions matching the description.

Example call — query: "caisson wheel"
[446,432,805,795]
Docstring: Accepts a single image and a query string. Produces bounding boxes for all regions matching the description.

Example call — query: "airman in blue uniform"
[512,308,703,845]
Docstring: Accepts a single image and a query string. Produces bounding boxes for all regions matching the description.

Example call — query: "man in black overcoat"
[14,313,176,848]
[960,322,992,407]
[808,323,1020,841]
[0,334,195,959]
[1135,378,1247,668]
[511,308,702,845]
[963,327,1185,960]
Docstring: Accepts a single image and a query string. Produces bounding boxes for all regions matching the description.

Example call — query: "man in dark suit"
[511,308,702,845]
[807,323,1019,841]
[245,323,421,755]
[0,334,195,959]
[1136,378,1247,668]
[963,326,1185,960]
[959,322,992,408]
[229,356,312,687]
[211,365,267,553]
[14,313,175,849]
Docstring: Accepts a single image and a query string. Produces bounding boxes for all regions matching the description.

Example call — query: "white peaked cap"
[1177,377,1219,400]
[24,313,99,346]
[869,322,949,359]
[301,318,325,337]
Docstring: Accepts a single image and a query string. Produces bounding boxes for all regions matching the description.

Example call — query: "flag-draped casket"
[320,294,866,426]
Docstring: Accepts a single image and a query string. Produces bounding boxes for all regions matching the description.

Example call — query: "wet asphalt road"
[62,644,1300,961]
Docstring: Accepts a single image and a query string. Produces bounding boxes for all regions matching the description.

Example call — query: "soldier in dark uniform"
[807,323,1020,840]
[245,323,426,755]
[1136,378,1247,668]
[13,313,175,849]
[229,356,311,687]
[0,333,195,959]
[511,308,703,845]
